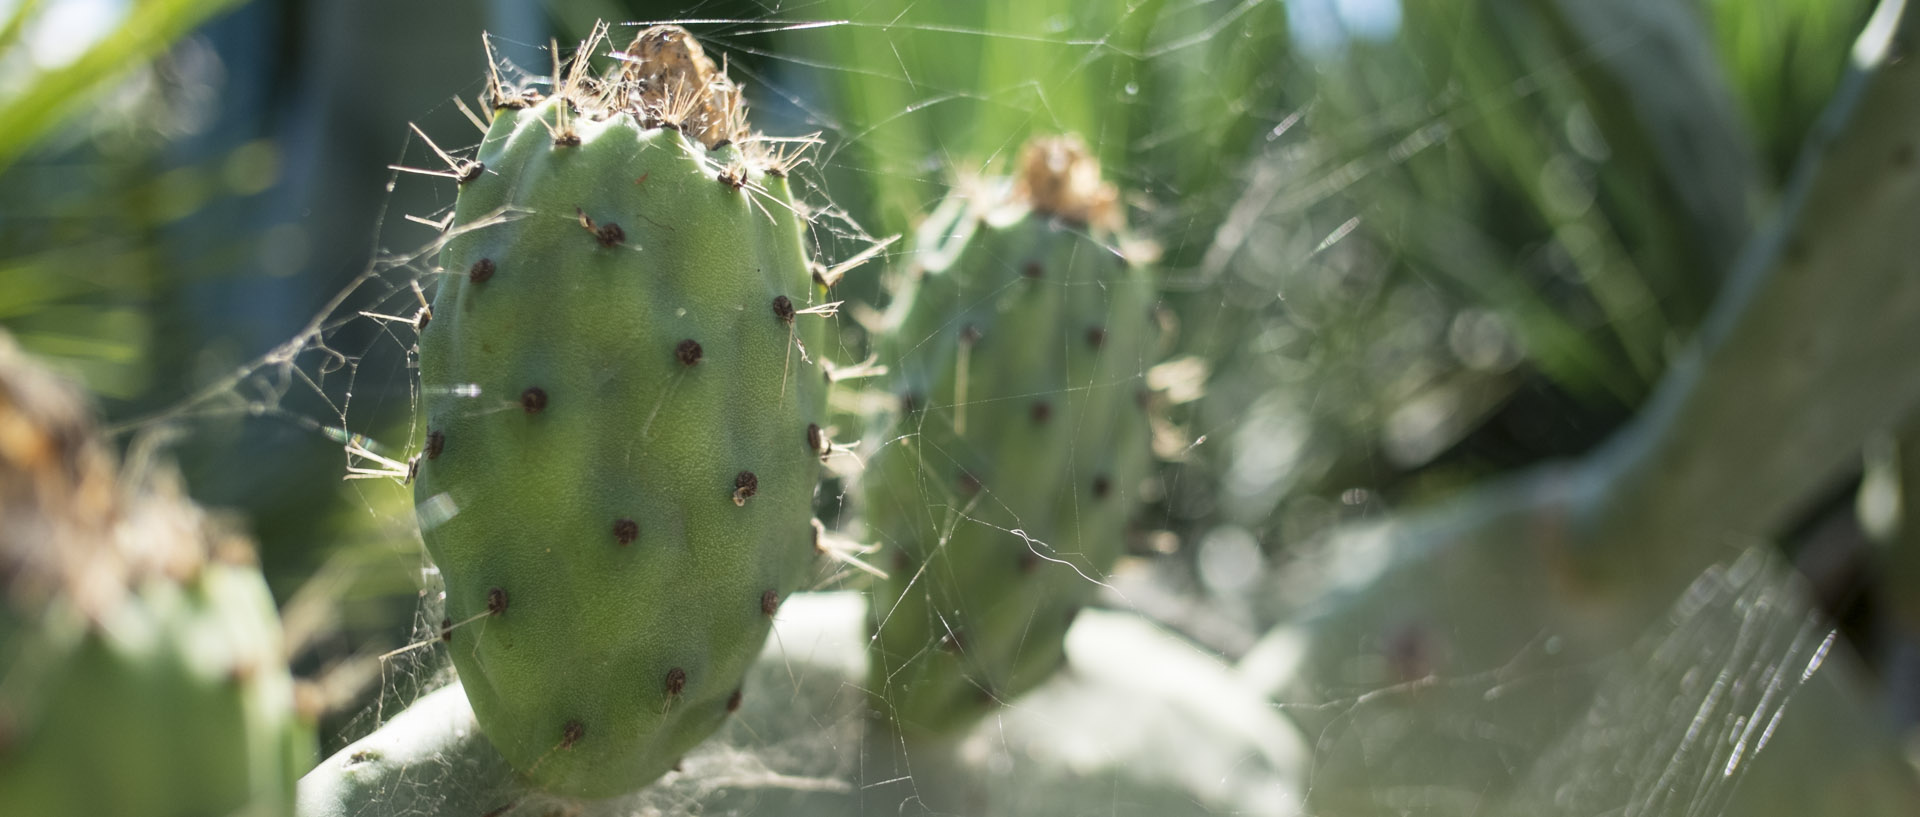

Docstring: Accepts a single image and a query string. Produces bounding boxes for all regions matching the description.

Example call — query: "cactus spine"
[0,332,309,817]
[412,25,831,796]
[865,135,1158,736]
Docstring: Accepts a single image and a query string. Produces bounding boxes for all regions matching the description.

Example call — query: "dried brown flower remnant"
[489,22,798,176]
[615,25,746,149]
[0,331,252,619]
[1013,134,1122,232]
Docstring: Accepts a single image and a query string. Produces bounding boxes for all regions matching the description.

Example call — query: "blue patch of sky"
[1288,0,1404,59]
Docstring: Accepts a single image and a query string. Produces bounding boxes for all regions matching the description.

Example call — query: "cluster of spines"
[476,22,805,180]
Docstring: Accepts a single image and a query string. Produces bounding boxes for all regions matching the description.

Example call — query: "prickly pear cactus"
[864,135,1158,736]
[0,333,309,817]
[411,25,832,797]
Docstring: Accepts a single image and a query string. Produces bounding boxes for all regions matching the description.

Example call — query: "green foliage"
[1152,0,1872,544]
[1707,0,1877,181]
[412,32,831,796]
[1271,2,1920,811]
[805,0,1172,239]
[0,0,246,173]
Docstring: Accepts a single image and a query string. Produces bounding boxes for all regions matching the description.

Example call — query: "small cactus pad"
[412,25,829,796]
[865,135,1158,736]
[0,332,309,817]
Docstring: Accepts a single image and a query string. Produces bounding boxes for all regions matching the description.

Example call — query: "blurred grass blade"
[1527,0,1759,281]
[0,0,44,55]
[1708,0,1876,182]
[0,0,244,172]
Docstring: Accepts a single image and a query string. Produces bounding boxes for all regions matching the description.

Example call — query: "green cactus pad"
[865,136,1158,737]
[0,333,309,817]
[412,25,831,797]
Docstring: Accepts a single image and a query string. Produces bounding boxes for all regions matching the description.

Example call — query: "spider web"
[73,2,1911,815]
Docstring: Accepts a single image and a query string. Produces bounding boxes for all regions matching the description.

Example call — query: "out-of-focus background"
[5,0,1913,787]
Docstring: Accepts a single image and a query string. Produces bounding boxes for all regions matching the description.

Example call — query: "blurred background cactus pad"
[0,331,311,817]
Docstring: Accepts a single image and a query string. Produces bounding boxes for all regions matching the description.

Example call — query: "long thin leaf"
[0,0,245,172]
